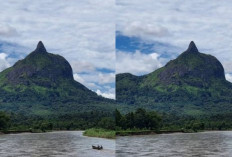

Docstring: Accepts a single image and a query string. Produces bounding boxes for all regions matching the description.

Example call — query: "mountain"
[116,41,232,116]
[0,41,115,117]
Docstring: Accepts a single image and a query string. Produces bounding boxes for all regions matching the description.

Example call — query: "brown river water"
[1,131,232,156]
[0,131,115,157]
[116,131,232,157]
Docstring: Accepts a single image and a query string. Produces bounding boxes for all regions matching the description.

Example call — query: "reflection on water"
[0,131,115,157]
[116,131,232,157]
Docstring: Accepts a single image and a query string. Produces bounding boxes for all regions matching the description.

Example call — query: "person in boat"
[92,145,103,150]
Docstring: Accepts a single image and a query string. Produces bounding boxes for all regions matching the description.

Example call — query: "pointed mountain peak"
[186,41,199,53]
[35,41,47,53]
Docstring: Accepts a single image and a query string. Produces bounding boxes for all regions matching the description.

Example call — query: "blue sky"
[116,0,232,82]
[0,0,115,99]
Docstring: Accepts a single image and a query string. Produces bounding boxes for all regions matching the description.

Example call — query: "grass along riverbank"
[83,128,115,139]
[116,128,232,136]
[116,129,185,136]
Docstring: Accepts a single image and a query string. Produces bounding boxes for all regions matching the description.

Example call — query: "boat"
[92,145,103,150]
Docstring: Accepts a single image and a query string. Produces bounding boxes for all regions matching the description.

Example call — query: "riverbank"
[0,129,195,136]
[0,129,82,135]
[0,129,53,134]
[83,128,115,139]
[116,128,232,136]
[1,129,116,139]
[116,129,185,136]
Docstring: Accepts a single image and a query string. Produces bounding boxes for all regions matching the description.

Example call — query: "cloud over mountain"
[116,0,232,82]
[0,0,115,98]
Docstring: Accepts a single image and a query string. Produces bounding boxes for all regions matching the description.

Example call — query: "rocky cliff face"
[5,41,73,86]
[157,41,225,87]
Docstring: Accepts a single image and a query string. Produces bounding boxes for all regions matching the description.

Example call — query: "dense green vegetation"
[0,111,10,131]
[115,108,232,135]
[161,112,232,132]
[83,128,115,139]
[116,71,232,117]
[116,108,161,131]
[3,111,114,132]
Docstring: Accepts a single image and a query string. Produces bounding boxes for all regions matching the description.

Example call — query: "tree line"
[0,111,115,132]
[115,108,162,130]
[0,111,10,130]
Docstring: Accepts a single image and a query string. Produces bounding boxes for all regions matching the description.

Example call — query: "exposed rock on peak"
[6,41,74,85]
[186,41,199,53]
[34,41,47,53]
[157,41,225,86]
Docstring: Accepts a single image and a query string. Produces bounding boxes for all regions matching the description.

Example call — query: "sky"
[1,1,232,100]
[0,0,115,99]
[116,0,232,83]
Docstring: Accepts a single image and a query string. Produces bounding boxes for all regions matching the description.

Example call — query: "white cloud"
[73,73,85,85]
[123,21,169,39]
[116,50,162,75]
[73,73,115,99]
[116,0,232,73]
[222,61,232,74]
[74,72,115,85]
[0,25,18,37]
[71,61,96,73]
[226,73,232,83]
[0,53,10,72]
[73,73,99,89]
[98,73,115,84]
[96,89,115,99]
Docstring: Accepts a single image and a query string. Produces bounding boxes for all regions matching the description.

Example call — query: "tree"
[115,109,122,126]
[98,117,115,130]
[134,108,146,129]
[147,111,161,130]
[115,108,162,130]
[0,111,10,130]
[125,112,134,129]
[40,122,53,132]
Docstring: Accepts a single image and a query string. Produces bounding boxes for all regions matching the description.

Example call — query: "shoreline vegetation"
[0,128,116,139]
[115,108,232,136]
[116,129,182,136]
[0,111,116,138]
[0,129,78,134]
[83,128,115,139]
[116,129,232,136]
[2,107,232,138]
[2,129,232,138]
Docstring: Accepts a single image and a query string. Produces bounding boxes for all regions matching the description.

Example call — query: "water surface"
[116,131,232,157]
[0,131,115,157]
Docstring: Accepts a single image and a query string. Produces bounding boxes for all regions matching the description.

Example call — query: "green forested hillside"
[116,41,232,117]
[0,41,115,130]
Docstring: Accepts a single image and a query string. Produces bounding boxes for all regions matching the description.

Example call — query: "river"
[116,131,232,157]
[0,131,115,157]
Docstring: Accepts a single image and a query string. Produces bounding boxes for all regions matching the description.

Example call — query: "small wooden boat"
[92,145,103,150]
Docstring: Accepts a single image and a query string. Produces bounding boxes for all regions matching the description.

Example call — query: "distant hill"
[116,41,232,116]
[0,41,115,118]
